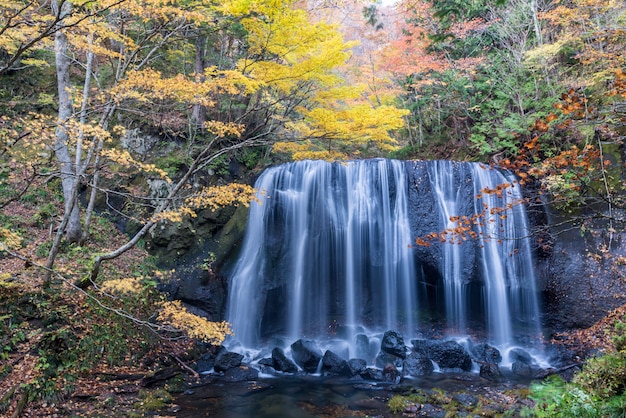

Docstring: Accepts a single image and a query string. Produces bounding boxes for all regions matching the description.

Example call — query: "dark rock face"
[536,210,626,332]
[271,347,298,373]
[411,339,473,371]
[381,330,407,359]
[321,350,347,375]
[152,203,251,321]
[405,161,477,291]
[402,352,434,377]
[214,351,244,372]
[290,339,322,373]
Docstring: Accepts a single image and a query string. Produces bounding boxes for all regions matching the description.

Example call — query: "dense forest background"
[0,0,625,415]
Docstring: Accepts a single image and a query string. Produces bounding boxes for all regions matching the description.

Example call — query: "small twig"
[169,354,199,378]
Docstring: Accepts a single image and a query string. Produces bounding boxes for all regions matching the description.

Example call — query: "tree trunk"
[52,0,81,244]
[191,34,207,130]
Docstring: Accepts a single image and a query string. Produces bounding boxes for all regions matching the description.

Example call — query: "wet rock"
[479,362,502,381]
[360,367,384,381]
[419,404,446,418]
[382,364,401,383]
[452,393,478,407]
[411,339,473,371]
[258,357,274,367]
[471,343,502,364]
[509,348,533,365]
[194,353,215,373]
[321,350,347,375]
[221,365,259,382]
[533,367,557,380]
[214,351,244,372]
[381,330,407,359]
[271,347,298,373]
[545,343,579,368]
[511,361,533,378]
[402,352,434,377]
[405,404,419,413]
[341,358,367,377]
[375,351,403,369]
[290,339,322,373]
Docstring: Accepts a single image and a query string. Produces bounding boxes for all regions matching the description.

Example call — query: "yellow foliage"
[184,183,257,211]
[150,184,255,223]
[158,300,233,344]
[101,149,170,180]
[0,228,22,252]
[100,277,144,295]
[113,68,260,108]
[278,101,407,159]
[273,141,347,161]
[151,207,197,223]
[204,121,245,138]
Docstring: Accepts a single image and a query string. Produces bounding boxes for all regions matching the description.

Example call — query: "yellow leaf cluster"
[204,121,245,138]
[101,149,170,180]
[273,141,347,161]
[280,102,407,159]
[0,272,18,289]
[151,207,197,223]
[158,300,233,344]
[113,68,259,108]
[184,183,257,211]
[100,277,144,295]
[0,228,21,252]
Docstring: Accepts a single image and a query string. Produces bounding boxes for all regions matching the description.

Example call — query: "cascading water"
[426,161,541,348]
[225,159,541,361]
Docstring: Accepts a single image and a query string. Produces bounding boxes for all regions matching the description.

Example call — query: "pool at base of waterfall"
[172,372,553,417]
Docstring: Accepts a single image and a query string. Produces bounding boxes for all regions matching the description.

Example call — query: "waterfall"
[226,159,541,354]
[427,161,541,346]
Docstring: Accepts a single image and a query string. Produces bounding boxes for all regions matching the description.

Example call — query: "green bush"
[526,318,626,417]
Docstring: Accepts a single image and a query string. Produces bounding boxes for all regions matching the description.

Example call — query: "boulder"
[511,361,533,378]
[381,330,407,359]
[471,343,502,364]
[214,350,244,373]
[360,367,384,381]
[382,364,401,383]
[479,362,502,380]
[411,339,473,371]
[340,358,367,377]
[258,357,274,367]
[509,347,533,364]
[290,339,322,373]
[375,351,403,369]
[321,350,348,375]
[271,347,298,373]
[402,352,434,377]
[194,353,215,373]
[221,365,259,382]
